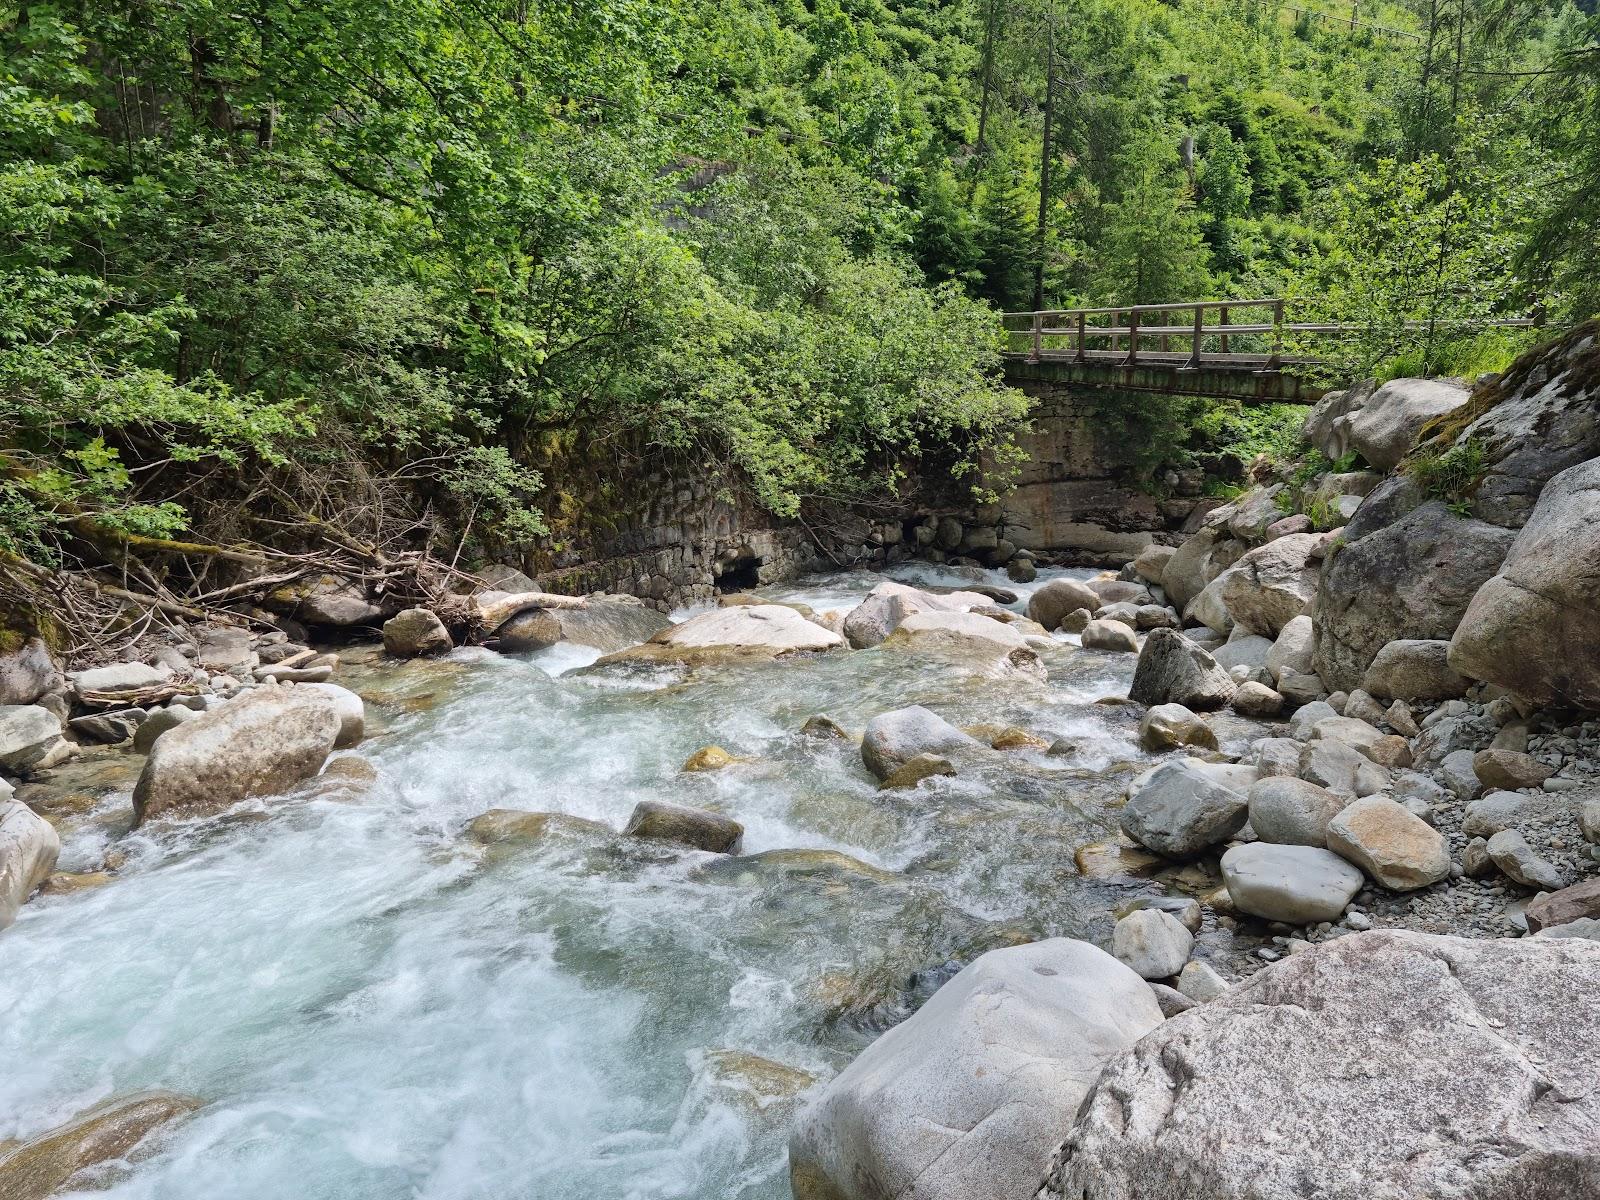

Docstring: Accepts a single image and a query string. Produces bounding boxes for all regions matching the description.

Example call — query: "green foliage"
[1195,402,1306,468]
[1404,437,1489,506]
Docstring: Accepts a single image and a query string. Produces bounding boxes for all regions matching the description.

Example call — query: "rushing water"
[0,564,1251,1199]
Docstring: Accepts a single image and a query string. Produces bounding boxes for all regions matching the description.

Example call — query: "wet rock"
[1473,748,1554,791]
[0,638,62,706]
[878,753,956,791]
[1026,579,1102,631]
[683,745,736,772]
[1006,557,1037,584]
[301,683,365,749]
[1080,619,1137,653]
[1111,908,1193,980]
[132,704,197,753]
[0,705,72,774]
[465,809,611,845]
[700,1049,817,1117]
[1326,796,1451,890]
[1313,502,1516,692]
[800,714,847,740]
[1058,608,1092,634]
[1128,629,1236,711]
[1230,681,1283,717]
[1219,842,1362,924]
[68,711,140,744]
[1120,759,1248,859]
[623,800,742,853]
[132,687,343,824]
[496,598,671,653]
[1038,930,1600,1200]
[606,604,844,664]
[842,581,990,649]
[1138,703,1217,752]
[860,706,978,781]
[988,726,1050,751]
[1360,639,1469,701]
[789,939,1163,1200]
[881,610,1047,680]
[0,1090,202,1200]
[1485,829,1566,891]
[378,608,453,658]
[1176,959,1229,1002]
[1247,777,1347,848]
[1,799,59,931]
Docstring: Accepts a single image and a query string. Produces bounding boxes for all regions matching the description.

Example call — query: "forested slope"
[1,0,1596,616]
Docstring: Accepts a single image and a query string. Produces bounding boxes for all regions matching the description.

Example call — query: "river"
[0,564,1230,1199]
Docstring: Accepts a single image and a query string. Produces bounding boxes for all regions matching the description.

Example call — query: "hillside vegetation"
[1,0,1597,601]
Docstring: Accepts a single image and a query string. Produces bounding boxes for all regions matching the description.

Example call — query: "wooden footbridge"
[1001,299,1536,405]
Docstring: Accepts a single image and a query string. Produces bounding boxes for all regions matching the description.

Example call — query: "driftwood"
[472,590,589,634]
[76,682,200,709]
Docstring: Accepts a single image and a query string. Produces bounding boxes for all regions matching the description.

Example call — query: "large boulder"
[1026,578,1102,631]
[1448,458,1600,708]
[302,683,365,749]
[1215,534,1321,637]
[881,610,1047,681]
[495,598,671,653]
[1360,639,1469,701]
[860,706,979,781]
[1079,619,1137,653]
[1128,629,1236,711]
[789,939,1163,1200]
[1131,545,1175,588]
[603,604,843,665]
[1300,380,1375,461]
[263,573,390,626]
[1162,529,1244,613]
[0,799,59,931]
[622,800,742,853]
[1264,614,1314,684]
[1313,501,1516,692]
[381,607,453,657]
[0,637,62,706]
[0,705,71,774]
[842,581,991,649]
[1038,930,1600,1200]
[0,1090,203,1200]
[1220,842,1362,924]
[1120,759,1248,859]
[1346,377,1471,470]
[1247,777,1347,848]
[131,687,343,824]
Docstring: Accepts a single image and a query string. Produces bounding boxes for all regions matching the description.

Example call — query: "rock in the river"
[496,597,671,653]
[683,745,736,772]
[1138,704,1217,752]
[1230,681,1283,717]
[0,1090,203,1200]
[1326,796,1450,890]
[301,683,365,749]
[0,799,59,931]
[1312,501,1516,692]
[881,610,1047,680]
[0,705,71,774]
[1346,377,1471,470]
[1120,759,1248,858]
[789,938,1162,1200]
[878,753,956,791]
[1472,748,1552,790]
[381,608,453,657]
[1247,777,1347,848]
[1128,629,1236,711]
[1220,842,1363,924]
[1360,639,1468,701]
[1111,908,1193,980]
[1449,458,1600,707]
[131,687,343,824]
[623,800,742,853]
[1216,534,1321,637]
[860,706,979,782]
[68,711,140,744]
[1037,929,1600,1200]
[465,809,611,845]
[1485,828,1566,891]
[0,637,62,706]
[606,604,843,664]
[842,581,991,649]
[1027,579,1103,631]
[1131,545,1175,588]
[132,704,197,753]
[1080,619,1137,653]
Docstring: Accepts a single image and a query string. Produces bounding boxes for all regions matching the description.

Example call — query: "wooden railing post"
[1075,310,1087,363]
[1185,302,1204,368]
[1267,299,1285,369]
[1029,311,1042,363]
[1220,303,1231,354]
[1126,307,1140,366]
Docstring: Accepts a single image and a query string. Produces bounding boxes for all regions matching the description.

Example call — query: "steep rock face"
[1312,501,1515,692]
[789,939,1162,1200]
[1038,930,1600,1200]
[1449,457,1600,709]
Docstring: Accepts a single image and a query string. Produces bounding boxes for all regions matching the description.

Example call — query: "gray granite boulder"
[1120,759,1248,858]
[1220,842,1362,924]
[1128,629,1236,711]
[0,798,59,931]
[1111,909,1193,980]
[1247,777,1347,848]
[1346,377,1471,470]
[860,706,979,781]
[1360,639,1469,701]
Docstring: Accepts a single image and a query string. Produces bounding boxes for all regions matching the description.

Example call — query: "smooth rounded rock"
[1111,908,1193,980]
[1220,842,1363,924]
[1326,796,1451,891]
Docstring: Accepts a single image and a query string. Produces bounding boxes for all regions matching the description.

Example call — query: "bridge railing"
[1000,299,1538,372]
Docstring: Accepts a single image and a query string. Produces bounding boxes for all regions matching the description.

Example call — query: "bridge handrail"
[1002,298,1538,371]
